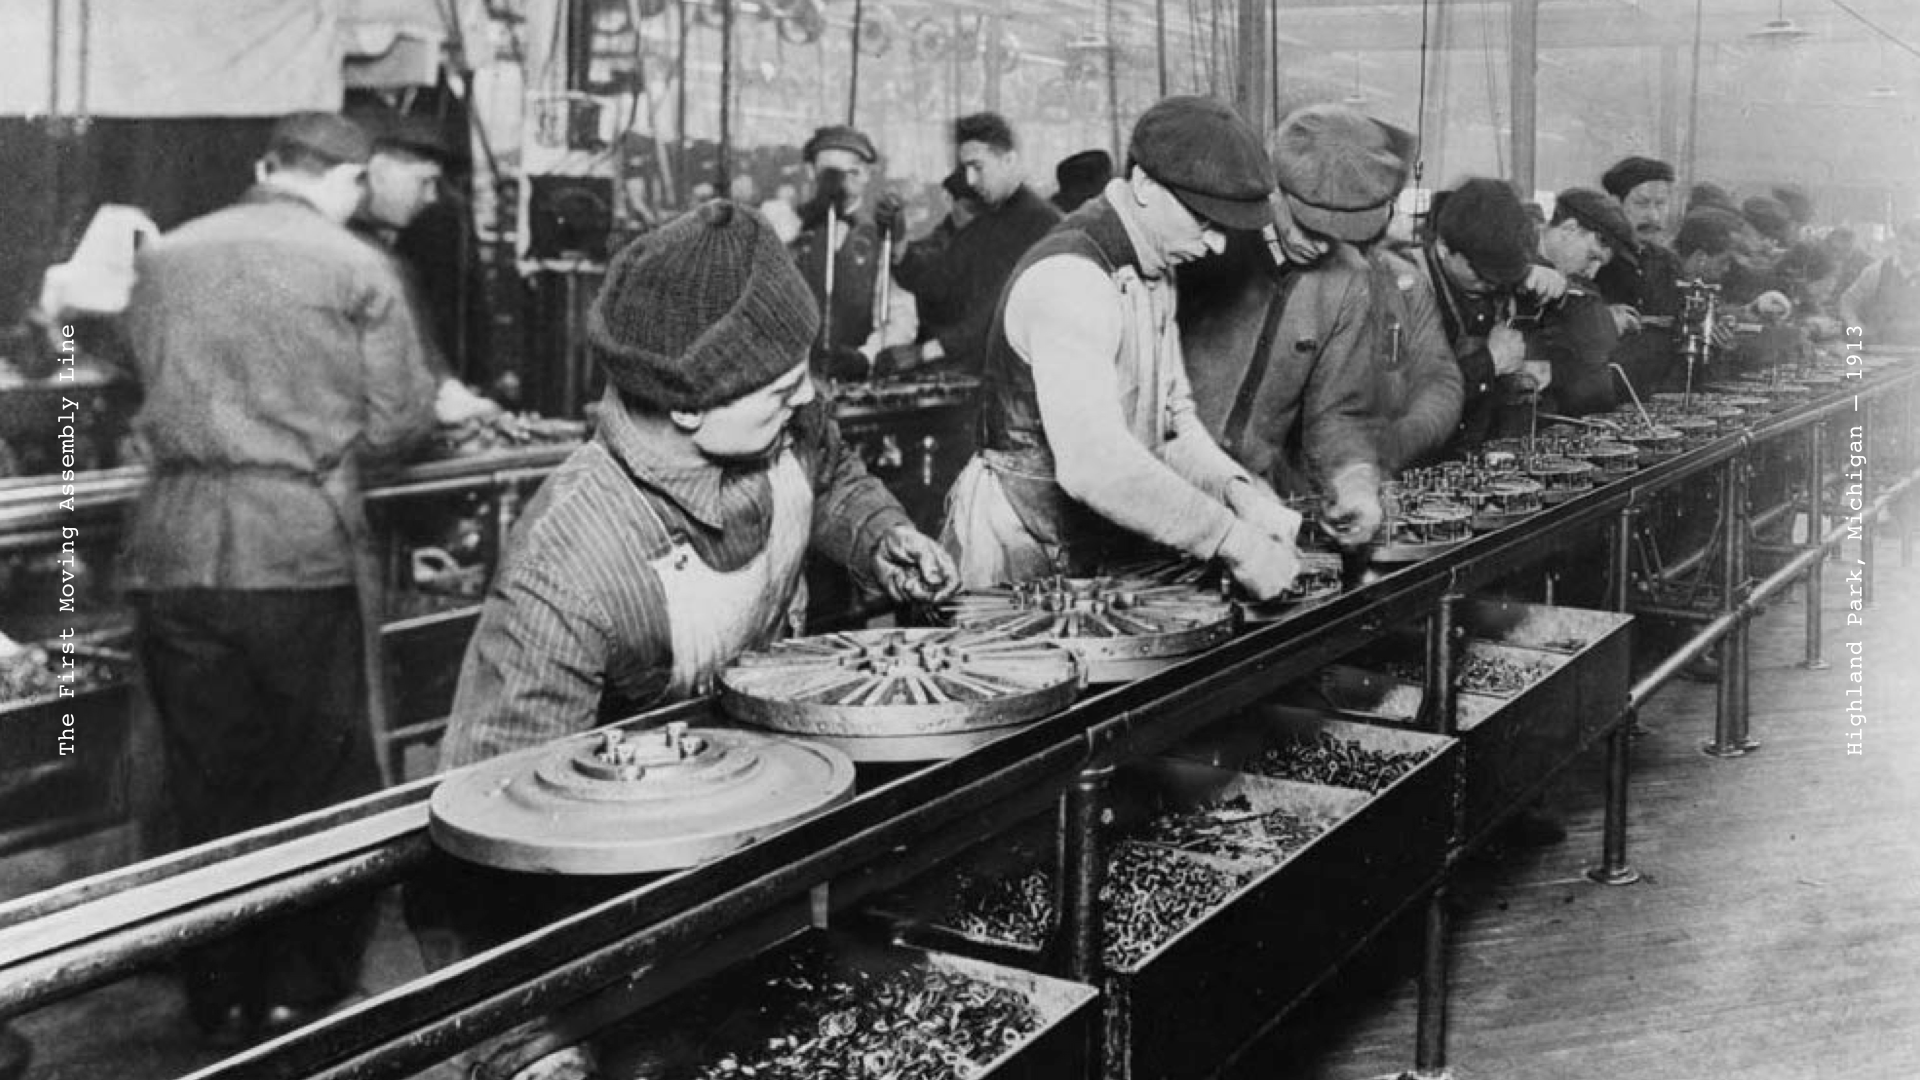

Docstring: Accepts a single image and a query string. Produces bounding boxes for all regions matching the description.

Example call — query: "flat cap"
[1554,187,1637,266]
[1742,195,1793,244]
[372,112,454,164]
[1435,178,1535,288]
[1771,184,1813,225]
[1600,155,1674,200]
[267,111,371,166]
[1128,95,1273,231]
[802,124,876,164]
[1269,104,1413,242]
[1673,207,1746,258]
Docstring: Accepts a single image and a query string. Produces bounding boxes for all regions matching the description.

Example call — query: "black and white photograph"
[0,0,1917,1077]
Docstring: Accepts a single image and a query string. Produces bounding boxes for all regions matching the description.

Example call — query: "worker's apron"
[639,450,814,697]
[312,457,395,785]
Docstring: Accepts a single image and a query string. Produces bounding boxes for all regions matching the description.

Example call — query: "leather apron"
[637,451,814,697]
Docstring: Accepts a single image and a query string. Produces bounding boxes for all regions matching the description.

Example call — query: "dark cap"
[1673,207,1746,258]
[802,124,876,164]
[1686,181,1737,214]
[1600,155,1674,200]
[1554,187,1637,265]
[1128,95,1273,231]
[1269,104,1413,242]
[1771,184,1813,225]
[372,113,453,164]
[266,111,372,166]
[1435,178,1536,288]
[1056,148,1114,191]
[1741,195,1793,244]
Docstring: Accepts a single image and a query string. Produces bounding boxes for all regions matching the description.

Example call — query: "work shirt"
[1363,246,1462,472]
[121,186,437,590]
[438,391,911,768]
[1180,232,1380,497]
[894,185,1061,374]
[1531,276,1623,419]
[791,207,916,363]
[1840,255,1920,348]
[1597,241,1684,395]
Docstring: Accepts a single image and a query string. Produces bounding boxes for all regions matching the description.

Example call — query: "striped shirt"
[437,391,911,768]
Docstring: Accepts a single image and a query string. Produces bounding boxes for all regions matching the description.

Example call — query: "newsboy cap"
[1128,95,1273,231]
[1269,104,1414,242]
[266,112,372,166]
[1554,187,1637,266]
[802,124,877,164]
[1600,156,1674,201]
[1436,178,1536,288]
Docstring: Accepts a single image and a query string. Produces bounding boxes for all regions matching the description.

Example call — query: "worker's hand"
[872,526,958,603]
[1224,477,1301,545]
[872,343,924,380]
[1323,464,1383,547]
[1610,304,1642,336]
[1522,265,1568,302]
[1487,325,1528,376]
[1520,359,1554,391]
[874,191,907,240]
[1217,521,1301,602]
[1752,290,1793,320]
[434,379,504,425]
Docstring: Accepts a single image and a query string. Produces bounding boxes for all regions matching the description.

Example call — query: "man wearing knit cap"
[943,95,1303,598]
[123,111,439,1046]
[791,123,916,379]
[1412,177,1567,450]
[1596,154,1687,397]
[1182,102,1406,547]
[428,200,954,1079]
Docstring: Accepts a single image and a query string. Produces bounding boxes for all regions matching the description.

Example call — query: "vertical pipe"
[674,1,691,204]
[566,0,593,92]
[1424,591,1460,738]
[1105,0,1122,164]
[1706,458,1749,757]
[717,0,733,191]
[1731,452,1755,751]
[1234,0,1270,137]
[1060,766,1112,985]
[1657,45,1682,165]
[1507,0,1538,197]
[1590,505,1642,885]
[846,0,863,124]
[1805,421,1829,670]
[1413,885,1451,1075]
[1155,0,1168,98]
[1678,0,1704,201]
[983,4,1004,114]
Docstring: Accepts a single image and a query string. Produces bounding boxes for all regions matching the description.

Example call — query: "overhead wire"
[1824,0,1920,62]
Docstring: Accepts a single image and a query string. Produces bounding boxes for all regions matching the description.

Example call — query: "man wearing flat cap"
[943,95,1303,599]
[1413,177,1568,451]
[790,123,916,380]
[123,111,440,1046]
[1182,102,1403,547]
[1522,188,1637,420]
[1596,155,1687,397]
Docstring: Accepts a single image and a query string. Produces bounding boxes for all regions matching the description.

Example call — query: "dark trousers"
[136,587,380,1024]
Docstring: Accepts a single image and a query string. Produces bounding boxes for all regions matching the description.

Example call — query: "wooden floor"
[12,552,1920,1080]
[1243,547,1920,1080]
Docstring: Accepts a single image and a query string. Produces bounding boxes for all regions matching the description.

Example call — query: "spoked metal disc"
[939,570,1238,684]
[719,628,1084,762]
[429,723,856,874]
[1107,554,1344,623]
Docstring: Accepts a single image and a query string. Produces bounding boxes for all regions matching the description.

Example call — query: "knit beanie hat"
[589,200,820,412]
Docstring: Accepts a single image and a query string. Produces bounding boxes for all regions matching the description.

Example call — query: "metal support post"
[1611,504,1654,736]
[1411,885,1453,1078]
[1587,720,1642,886]
[1860,402,1876,608]
[1423,591,1461,738]
[1059,765,1113,986]
[1705,456,1753,757]
[1804,422,1828,670]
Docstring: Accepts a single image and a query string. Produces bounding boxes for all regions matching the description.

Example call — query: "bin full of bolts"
[0,635,135,853]
[602,929,1096,1080]
[869,747,1453,1080]
[1292,598,1630,848]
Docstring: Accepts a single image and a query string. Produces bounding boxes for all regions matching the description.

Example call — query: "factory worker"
[941,95,1304,598]
[1595,155,1686,397]
[439,200,956,770]
[1183,102,1404,547]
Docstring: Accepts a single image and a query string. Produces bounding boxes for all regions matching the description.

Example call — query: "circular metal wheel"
[1372,497,1475,564]
[429,723,855,874]
[1095,554,1344,623]
[720,628,1084,761]
[939,571,1238,684]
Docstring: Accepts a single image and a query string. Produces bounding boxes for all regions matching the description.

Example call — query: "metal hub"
[429,723,855,874]
[940,572,1238,684]
[720,628,1084,761]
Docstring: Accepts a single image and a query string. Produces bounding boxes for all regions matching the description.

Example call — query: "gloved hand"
[872,525,958,603]
[874,191,906,240]
[1223,477,1302,544]
[1522,264,1568,301]
[817,345,872,381]
[872,342,923,379]
[1521,359,1555,391]
[434,378,504,425]
[1610,304,1642,336]
[1322,464,1383,547]
[1216,520,1301,602]
[1487,325,1528,376]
